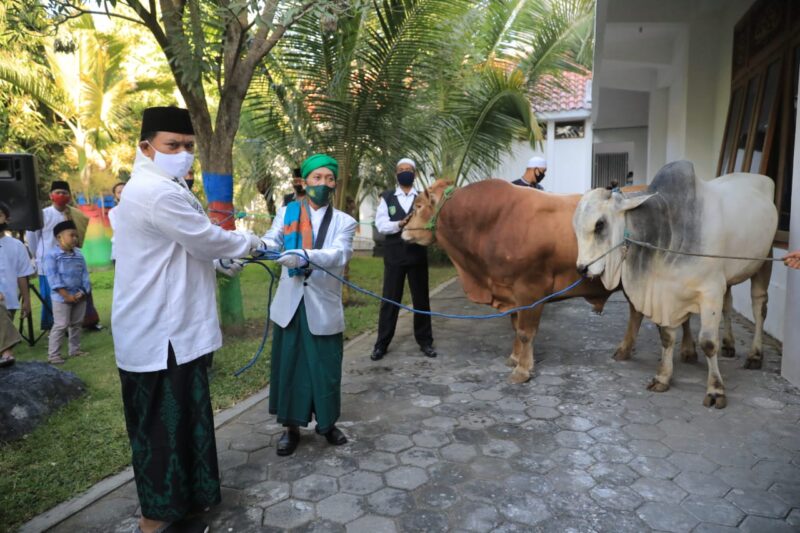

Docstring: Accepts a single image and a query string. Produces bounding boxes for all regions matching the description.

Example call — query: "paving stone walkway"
[46,279,800,532]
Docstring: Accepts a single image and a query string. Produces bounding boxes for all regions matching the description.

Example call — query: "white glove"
[276,250,309,269]
[214,258,244,277]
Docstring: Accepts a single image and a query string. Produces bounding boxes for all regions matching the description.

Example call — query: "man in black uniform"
[512,156,547,190]
[371,158,436,361]
[283,167,306,206]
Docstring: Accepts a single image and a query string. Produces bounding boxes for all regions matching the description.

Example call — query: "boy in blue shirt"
[44,220,91,364]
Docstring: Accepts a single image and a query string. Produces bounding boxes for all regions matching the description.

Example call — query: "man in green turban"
[261,153,357,456]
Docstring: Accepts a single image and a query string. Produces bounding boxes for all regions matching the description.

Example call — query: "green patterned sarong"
[269,300,343,433]
[118,346,220,522]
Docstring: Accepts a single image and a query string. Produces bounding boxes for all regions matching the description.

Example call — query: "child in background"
[0,201,34,367]
[44,220,91,364]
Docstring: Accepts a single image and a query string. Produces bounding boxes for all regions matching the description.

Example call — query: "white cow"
[573,161,777,408]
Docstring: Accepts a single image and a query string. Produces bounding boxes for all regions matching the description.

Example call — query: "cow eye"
[594,219,605,233]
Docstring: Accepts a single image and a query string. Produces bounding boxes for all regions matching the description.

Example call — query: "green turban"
[300,153,338,179]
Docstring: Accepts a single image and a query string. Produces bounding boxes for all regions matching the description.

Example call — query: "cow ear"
[613,192,656,212]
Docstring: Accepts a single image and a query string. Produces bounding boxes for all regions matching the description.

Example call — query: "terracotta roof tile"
[532,71,592,113]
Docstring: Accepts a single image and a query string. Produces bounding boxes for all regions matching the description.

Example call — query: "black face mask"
[535,170,546,183]
[185,179,194,191]
[0,223,7,232]
[397,171,415,187]
[293,184,305,195]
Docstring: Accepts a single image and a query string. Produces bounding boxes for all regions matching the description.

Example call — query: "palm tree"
[0,15,171,195]
[244,0,475,212]
[243,0,594,201]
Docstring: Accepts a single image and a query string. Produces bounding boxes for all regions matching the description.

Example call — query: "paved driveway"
[48,279,800,532]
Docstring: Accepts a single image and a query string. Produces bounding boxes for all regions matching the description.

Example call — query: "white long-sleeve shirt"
[111,149,256,372]
[374,187,418,235]
[25,206,69,275]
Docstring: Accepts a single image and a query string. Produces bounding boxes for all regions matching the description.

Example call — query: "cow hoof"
[680,350,698,363]
[613,347,632,361]
[721,346,736,358]
[508,369,530,384]
[743,358,762,370]
[703,393,727,409]
[647,379,669,392]
[505,355,518,368]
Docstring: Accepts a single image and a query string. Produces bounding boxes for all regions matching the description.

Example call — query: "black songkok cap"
[0,201,10,218]
[140,107,194,140]
[293,167,302,178]
[53,220,77,238]
[51,180,71,193]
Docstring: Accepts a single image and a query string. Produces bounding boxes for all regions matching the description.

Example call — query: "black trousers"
[375,261,433,350]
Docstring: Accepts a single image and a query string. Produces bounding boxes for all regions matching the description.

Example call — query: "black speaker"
[0,153,43,231]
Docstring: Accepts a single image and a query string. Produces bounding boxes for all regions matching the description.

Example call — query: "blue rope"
[232,260,277,377]
[233,250,584,375]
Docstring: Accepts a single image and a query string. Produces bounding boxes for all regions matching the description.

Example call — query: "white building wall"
[782,67,800,387]
[493,117,593,194]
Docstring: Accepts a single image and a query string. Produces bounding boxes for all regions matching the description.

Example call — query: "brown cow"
[402,179,696,384]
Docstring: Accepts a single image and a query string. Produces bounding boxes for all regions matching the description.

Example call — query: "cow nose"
[577,264,588,276]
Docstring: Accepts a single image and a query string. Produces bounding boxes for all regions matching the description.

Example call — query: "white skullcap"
[526,156,547,169]
[396,157,416,169]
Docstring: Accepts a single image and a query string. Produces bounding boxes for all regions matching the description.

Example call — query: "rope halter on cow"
[586,228,787,266]
[423,184,457,236]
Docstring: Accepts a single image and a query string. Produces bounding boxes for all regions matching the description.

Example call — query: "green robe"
[269,300,343,433]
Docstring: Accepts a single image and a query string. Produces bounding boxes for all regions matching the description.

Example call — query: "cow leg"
[680,318,698,363]
[699,301,727,409]
[613,301,642,361]
[509,306,544,384]
[507,313,520,368]
[720,287,736,359]
[745,260,772,369]
[647,326,677,392]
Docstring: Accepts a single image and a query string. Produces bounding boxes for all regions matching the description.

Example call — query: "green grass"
[0,255,455,531]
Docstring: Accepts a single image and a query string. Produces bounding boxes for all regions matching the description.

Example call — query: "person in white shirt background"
[25,180,75,331]
[371,157,436,361]
[0,202,34,367]
[111,106,262,533]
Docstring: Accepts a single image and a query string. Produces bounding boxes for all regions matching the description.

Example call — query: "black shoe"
[276,429,300,456]
[420,345,437,358]
[84,323,104,332]
[370,346,386,361]
[324,426,348,445]
[164,518,210,533]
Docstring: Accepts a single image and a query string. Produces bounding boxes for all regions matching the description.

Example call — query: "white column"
[782,67,800,387]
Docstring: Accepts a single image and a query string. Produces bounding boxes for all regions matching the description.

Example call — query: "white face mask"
[146,141,195,179]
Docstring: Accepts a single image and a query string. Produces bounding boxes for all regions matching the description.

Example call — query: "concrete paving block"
[262,498,315,529]
[726,487,791,518]
[367,487,415,516]
[385,465,428,490]
[339,470,385,495]
[345,514,396,533]
[316,493,365,524]
[632,477,688,503]
[292,474,338,502]
[681,496,744,527]
[636,501,699,532]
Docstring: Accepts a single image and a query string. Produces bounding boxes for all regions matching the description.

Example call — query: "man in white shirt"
[25,180,73,330]
[112,106,262,533]
[0,202,34,366]
[371,158,436,361]
[512,156,547,190]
